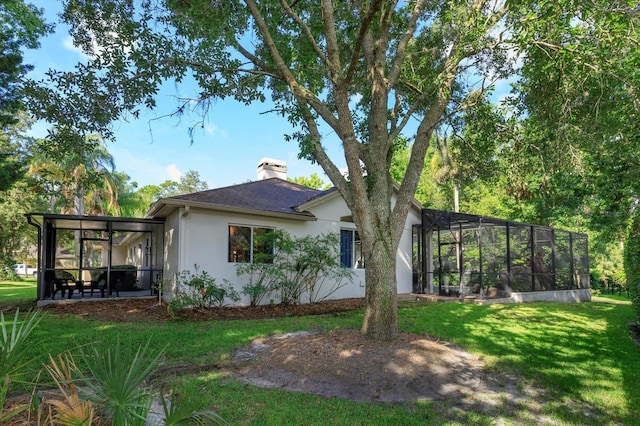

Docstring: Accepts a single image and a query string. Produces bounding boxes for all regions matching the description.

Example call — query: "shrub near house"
[235,230,353,306]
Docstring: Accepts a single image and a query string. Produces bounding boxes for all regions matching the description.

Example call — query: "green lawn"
[2,283,639,425]
[0,279,37,309]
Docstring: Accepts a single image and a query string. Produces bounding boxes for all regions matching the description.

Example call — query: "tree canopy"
[157,170,209,198]
[288,173,331,190]
[509,1,640,235]
[0,0,51,126]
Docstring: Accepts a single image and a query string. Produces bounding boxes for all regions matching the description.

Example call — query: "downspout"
[477,221,483,298]
[107,221,113,295]
[25,214,42,300]
[179,206,188,273]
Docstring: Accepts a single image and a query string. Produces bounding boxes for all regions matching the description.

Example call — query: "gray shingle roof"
[165,178,334,217]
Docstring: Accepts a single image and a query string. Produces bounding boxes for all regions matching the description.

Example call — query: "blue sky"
[23,1,336,189]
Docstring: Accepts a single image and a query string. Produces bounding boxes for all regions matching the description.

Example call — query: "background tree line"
[2,99,632,291]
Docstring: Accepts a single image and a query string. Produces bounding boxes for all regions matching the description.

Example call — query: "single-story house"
[142,158,422,304]
[28,158,591,305]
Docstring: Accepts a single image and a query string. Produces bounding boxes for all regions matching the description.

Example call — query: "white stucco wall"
[397,206,421,295]
[163,211,181,295]
[119,232,163,290]
[161,193,421,306]
[473,289,592,304]
[100,244,127,266]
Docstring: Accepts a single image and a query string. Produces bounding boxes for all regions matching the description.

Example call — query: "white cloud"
[166,164,182,182]
[62,35,88,58]
[350,93,363,104]
[62,26,131,63]
[204,123,229,139]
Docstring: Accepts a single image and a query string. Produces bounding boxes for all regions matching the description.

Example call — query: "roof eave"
[296,190,341,211]
[296,185,424,212]
[148,199,317,221]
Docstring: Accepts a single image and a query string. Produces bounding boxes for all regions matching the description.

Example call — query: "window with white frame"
[228,225,274,263]
[340,229,364,269]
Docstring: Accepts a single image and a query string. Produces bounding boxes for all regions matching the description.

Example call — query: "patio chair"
[50,270,80,299]
[90,271,120,297]
[118,269,139,291]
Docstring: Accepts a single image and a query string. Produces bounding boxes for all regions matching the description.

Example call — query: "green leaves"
[235,230,353,305]
[160,389,228,425]
[80,337,162,425]
[510,0,640,237]
[624,207,640,320]
[21,0,640,341]
[0,309,44,380]
[172,266,240,309]
[0,0,52,126]
[0,309,44,423]
[36,334,227,424]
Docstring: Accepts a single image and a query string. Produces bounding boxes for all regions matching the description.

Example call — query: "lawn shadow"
[399,300,637,424]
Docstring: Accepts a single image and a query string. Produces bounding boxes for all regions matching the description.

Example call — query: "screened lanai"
[26,213,165,302]
[412,209,590,299]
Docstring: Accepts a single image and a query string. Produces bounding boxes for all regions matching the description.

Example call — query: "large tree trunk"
[361,234,399,341]
[357,177,401,341]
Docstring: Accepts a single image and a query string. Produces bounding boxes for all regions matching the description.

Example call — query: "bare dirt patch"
[9,298,553,423]
[226,329,546,418]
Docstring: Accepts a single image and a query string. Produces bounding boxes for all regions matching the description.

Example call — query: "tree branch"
[387,0,427,87]
[278,0,333,78]
[243,0,341,131]
[297,104,354,207]
[318,0,342,82]
[391,33,465,233]
[230,38,280,76]
[345,0,385,85]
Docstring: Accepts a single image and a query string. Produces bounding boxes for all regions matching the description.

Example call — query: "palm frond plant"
[0,309,44,423]
[158,389,227,425]
[79,337,162,425]
[39,352,97,425]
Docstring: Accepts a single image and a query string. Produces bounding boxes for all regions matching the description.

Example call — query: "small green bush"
[39,337,226,425]
[171,265,240,310]
[240,282,272,307]
[0,260,19,281]
[1,309,44,423]
[235,230,287,306]
[235,231,353,305]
